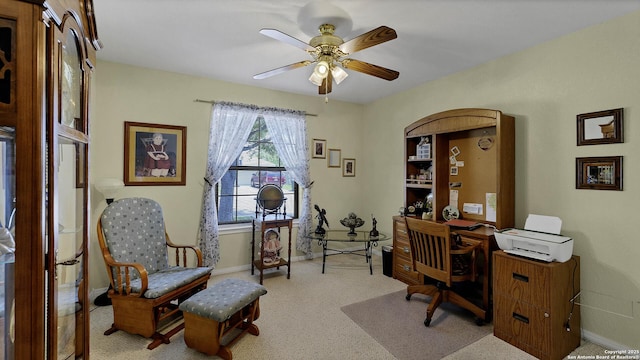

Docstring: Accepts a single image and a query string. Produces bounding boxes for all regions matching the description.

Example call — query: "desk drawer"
[393,255,420,284]
[493,252,550,309]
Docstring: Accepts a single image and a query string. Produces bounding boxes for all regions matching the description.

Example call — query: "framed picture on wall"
[124,121,187,186]
[328,148,341,168]
[575,156,622,190]
[577,108,623,146]
[342,158,355,177]
[312,139,327,158]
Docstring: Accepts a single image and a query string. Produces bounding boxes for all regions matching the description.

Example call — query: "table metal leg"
[322,241,327,274]
[367,241,373,275]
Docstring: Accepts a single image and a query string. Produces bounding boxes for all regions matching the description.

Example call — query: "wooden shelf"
[252,258,289,271]
[405,183,432,189]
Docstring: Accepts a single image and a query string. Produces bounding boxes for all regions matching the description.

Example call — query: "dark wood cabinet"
[493,251,581,360]
[0,1,100,358]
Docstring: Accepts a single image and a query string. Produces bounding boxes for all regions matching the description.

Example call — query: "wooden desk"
[453,225,498,317]
[251,215,293,284]
[392,216,498,318]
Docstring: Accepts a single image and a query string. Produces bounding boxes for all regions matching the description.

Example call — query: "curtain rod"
[194,99,318,117]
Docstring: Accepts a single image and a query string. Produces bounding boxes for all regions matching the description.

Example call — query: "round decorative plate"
[442,205,460,221]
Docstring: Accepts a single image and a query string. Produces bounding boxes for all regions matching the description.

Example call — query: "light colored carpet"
[89,254,606,359]
[341,290,492,360]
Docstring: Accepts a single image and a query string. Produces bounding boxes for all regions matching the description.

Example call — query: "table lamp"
[95,178,125,205]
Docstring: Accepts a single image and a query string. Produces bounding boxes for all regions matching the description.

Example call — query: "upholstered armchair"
[97,197,212,349]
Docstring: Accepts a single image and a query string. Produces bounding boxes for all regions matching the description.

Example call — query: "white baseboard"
[582,329,632,350]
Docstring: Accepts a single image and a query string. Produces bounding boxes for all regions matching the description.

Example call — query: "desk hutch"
[393,108,515,315]
[0,0,100,358]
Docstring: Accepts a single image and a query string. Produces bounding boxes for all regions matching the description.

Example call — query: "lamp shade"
[313,60,329,77]
[331,66,348,84]
[95,178,125,204]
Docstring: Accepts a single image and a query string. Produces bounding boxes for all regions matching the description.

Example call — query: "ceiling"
[92,0,640,104]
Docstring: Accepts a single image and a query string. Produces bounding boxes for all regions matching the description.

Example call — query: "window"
[217,117,298,224]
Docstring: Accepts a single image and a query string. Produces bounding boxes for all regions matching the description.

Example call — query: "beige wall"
[363,11,640,348]
[89,63,367,291]
[91,10,639,349]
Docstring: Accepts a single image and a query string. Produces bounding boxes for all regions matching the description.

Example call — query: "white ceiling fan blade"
[259,28,315,52]
[253,60,312,80]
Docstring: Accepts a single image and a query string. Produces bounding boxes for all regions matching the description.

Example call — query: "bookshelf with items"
[404,135,434,218]
[402,108,515,229]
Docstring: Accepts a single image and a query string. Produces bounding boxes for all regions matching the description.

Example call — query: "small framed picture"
[577,108,623,146]
[450,167,458,176]
[328,148,341,168]
[576,156,622,190]
[312,139,327,158]
[124,121,187,186]
[342,158,355,177]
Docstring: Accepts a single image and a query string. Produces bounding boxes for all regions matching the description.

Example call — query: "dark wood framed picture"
[312,138,327,158]
[124,122,186,186]
[577,108,623,146]
[576,156,622,190]
[342,158,355,177]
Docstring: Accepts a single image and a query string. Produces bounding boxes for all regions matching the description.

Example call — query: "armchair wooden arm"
[166,232,203,267]
[106,260,148,297]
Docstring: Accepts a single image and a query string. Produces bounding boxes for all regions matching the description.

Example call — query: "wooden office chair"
[404,217,486,326]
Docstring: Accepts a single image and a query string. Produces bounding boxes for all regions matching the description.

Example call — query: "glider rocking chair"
[97,197,212,349]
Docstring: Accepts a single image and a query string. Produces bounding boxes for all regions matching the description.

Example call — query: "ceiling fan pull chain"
[325,80,329,103]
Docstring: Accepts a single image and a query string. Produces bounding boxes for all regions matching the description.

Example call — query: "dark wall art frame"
[577,108,623,146]
[575,156,622,191]
[124,121,187,186]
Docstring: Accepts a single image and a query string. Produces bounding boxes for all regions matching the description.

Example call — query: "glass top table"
[305,230,389,275]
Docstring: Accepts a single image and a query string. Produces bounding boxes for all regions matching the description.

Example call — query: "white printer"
[494,214,573,263]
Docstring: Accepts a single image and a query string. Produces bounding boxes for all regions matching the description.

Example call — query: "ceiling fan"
[253,23,399,95]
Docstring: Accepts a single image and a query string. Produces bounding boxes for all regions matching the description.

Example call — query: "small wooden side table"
[251,214,293,284]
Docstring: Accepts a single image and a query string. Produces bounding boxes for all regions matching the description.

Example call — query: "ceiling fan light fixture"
[309,71,325,86]
[310,59,330,85]
[331,66,348,84]
[313,60,330,77]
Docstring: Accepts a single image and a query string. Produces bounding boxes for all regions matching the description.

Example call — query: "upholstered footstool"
[179,278,267,359]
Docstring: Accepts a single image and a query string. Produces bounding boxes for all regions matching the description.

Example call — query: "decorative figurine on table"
[314,204,329,235]
[369,215,379,237]
[340,212,364,236]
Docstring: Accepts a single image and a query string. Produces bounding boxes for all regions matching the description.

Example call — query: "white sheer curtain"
[262,108,314,257]
[199,102,259,266]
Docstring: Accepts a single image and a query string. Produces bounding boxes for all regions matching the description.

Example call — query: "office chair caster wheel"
[424,318,431,327]
[406,294,412,301]
[475,317,484,326]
